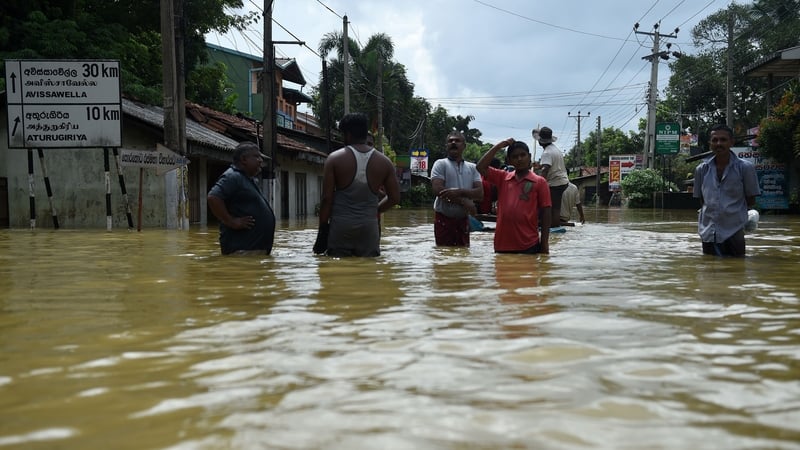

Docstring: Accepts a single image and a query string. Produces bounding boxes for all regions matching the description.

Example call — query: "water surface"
[1,208,798,449]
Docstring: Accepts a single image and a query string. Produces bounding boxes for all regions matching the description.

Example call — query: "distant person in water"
[560,182,585,225]
[314,113,400,257]
[534,126,569,231]
[430,131,483,246]
[207,142,276,255]
[477,138,551,254]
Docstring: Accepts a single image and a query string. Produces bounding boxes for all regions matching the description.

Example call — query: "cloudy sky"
[206,0,737,151]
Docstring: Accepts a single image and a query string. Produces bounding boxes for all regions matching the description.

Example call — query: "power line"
[472,0,630,41]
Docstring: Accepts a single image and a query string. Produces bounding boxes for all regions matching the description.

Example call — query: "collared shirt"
[693,150,760,243]
[431,157,481,218]
[486,167,551,252]
[208,165,276,254]
[539,143,569,187]
[560,182,580,222]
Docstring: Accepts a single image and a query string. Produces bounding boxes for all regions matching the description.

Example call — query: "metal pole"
[596,116,601,206]
[343,15,350,114]
[137,167,144,232]
[27,149,36,229]
[112,148,134,228]
[104,148,112,231]
[36,148,59,229]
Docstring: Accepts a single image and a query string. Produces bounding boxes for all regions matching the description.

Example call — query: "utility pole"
[635,22,679,169]
[262,1,303,206]
[376,56,383,152]
[568,110,590,175]
[726,8,734,127]
[262,0,276,219]
[596,116,602,206]
[160,0,187,229]
[343,15,350,115]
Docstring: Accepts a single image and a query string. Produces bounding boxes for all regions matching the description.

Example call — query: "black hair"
[709,124,734,139]
[233,141,260,163]
[338,112,369,140]
[446,130,466,142]
[507,141,529,157]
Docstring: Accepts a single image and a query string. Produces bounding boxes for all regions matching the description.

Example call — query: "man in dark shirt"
[208,142,276,255]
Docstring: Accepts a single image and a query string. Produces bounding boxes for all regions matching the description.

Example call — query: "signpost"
[5,59,122,148]
[655,122,680,155]
[119,144,189,231]
[410,148,428,175]
[119,144,190,174]
[608,155,637,191]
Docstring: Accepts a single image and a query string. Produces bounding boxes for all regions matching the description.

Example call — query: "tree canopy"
[0,0,257,106]
[311,29,484,164]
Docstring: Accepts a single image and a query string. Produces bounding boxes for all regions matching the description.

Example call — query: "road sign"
[609,155,637,191]
[410,148,428,174]
[119,144,189,174]
[5,59,122,148]
[655,122,680,155]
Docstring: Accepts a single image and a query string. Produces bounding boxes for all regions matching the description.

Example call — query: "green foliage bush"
[401,183,432,207]
[620,169,678,208]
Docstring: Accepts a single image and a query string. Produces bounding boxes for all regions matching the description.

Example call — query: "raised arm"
[478,138,513,176]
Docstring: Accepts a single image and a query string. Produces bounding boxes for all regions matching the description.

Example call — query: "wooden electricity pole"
[160,0,188,229]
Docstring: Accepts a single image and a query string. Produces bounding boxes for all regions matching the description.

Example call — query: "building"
[1,46,333,228]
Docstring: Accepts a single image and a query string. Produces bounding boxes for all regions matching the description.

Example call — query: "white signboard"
[410,156,428,174]
[119,144,189,174]
[608,154,638,191]
[5,59,122,148]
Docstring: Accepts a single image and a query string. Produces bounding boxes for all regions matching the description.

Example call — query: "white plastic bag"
[745,209,759,232]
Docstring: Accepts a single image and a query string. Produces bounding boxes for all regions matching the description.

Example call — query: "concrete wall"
[274,157,323,221]
[1,107,175,229]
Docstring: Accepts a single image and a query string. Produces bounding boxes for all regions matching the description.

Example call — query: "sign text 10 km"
[5,59,122,149]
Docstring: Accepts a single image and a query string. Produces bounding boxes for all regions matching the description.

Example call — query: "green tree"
[580,127,638,169]
[620,169,678,208]
[0,0,258,104]
[312,30,486,164]
[463,142,492,163]
[661,0,800,138]
[757,83,800,163]
[314,30,418,157]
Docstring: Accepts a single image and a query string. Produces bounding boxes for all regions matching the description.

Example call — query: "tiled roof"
[123,98,238,152]
[185,102,328,159]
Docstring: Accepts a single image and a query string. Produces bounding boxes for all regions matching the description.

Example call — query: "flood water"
[1,207,799,449]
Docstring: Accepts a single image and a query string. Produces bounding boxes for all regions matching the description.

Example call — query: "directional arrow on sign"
[155,143,190,175]
[621,161,635,168]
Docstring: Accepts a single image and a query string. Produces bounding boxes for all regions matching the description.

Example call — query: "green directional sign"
[655,122,680,155]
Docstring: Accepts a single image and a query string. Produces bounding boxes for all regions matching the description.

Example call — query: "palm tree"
[314,31,416,153]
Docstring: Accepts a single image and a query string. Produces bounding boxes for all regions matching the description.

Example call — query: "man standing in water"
[314,112,400,257]
[693,124,760,257]
[430,131,483,246]
[207,142,276,255]
[477,138,551,254]
[533,126,569,230]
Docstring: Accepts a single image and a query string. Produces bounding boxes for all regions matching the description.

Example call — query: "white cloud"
[208,0,731,147]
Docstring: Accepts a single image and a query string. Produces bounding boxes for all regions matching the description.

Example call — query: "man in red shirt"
[477,138,551,254]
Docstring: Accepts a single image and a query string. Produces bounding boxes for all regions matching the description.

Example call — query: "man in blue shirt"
[208,142,276,255]
[693,124,760,257]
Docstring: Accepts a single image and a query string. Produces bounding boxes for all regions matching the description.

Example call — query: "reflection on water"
[1,208,799,449]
